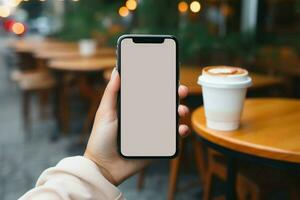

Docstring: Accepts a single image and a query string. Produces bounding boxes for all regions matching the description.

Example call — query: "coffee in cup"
[197,66,252,131]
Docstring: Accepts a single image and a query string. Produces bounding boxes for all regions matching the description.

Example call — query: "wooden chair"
[203,148,299,200]
[135,138,260,200]
[203,149,259,200]
[78,76,106,143]
[11,51,56,138]
[16,71,56,138]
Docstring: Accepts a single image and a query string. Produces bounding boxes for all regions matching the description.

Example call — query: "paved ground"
[0,41,202,200]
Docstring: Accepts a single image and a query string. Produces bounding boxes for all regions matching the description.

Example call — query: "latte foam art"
[203,66,247,76]
[208,67,237,75]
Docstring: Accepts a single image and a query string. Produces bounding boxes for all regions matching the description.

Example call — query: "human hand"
[84,69,190,185]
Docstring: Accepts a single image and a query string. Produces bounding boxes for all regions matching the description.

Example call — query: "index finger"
[178,85,189,99]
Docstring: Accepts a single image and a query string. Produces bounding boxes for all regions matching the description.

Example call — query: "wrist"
[84,151,118,186]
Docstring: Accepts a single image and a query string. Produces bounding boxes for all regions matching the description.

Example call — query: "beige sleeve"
[19,156,124,200]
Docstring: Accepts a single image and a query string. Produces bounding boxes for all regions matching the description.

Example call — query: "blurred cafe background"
[0,0,300,199]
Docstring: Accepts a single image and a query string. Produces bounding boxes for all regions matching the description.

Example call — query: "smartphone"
[117,34,179,158]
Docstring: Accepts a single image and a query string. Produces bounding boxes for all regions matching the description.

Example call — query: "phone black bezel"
[117,34,179,159]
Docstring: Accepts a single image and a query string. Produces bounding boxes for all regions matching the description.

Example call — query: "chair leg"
[204,148,263,200]
[168,157,180,200]
[204,149,223,200]
[203,165,214,200]
[167,139,184,200]
[193,137,207,185]
[213,196,225,200]
[80,99,99,143]
[38,90,49,120]
[290,184,299,200]
[236,185,246,200]
[22,91,31,139]
[240,177,260,200]
[59,81,70,135]
[137,169,146,191]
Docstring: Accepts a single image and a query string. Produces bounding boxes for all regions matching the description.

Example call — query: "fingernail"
[110,68,117,79]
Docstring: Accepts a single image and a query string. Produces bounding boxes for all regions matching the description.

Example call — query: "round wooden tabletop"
[48,56,116,72]
[192,98,300,163]
[34,47,115,59]
[9,39,76,53]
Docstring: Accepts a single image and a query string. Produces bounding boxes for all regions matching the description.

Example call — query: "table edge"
[192,98,300,164]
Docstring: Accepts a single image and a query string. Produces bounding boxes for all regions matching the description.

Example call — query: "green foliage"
[219,31,257,57]
[178,19,257,63]
[178,21,215,62]
[135,0,178,34]
[55,0,119,41]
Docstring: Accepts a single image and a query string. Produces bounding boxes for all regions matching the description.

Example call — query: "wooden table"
[34,48,115,60]
[49,56,116,72]
[103,66,284,95]
[47,55,116,135]
[192,98,300,199]
[10,39,115,60]
[9,39,76,53]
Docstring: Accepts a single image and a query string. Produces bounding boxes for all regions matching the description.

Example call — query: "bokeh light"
[0,6,10,18]
[178,1,188,13]
[12,22,25,35]
[3,19,15,31]
[221,4,232,17]
[190,1,201,13]
[9,0,23,7]
[126,0,137,11]
[119,6,129,17]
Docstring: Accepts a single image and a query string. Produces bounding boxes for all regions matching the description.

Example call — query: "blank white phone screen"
[120,38,177,157]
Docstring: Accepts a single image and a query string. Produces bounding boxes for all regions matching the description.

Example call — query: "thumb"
[97,68,120,116]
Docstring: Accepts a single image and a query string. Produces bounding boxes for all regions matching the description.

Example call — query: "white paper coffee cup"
[197,66,252,131]
[79,39,97,57]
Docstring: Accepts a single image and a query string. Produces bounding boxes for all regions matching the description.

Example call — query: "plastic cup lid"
[197,66,252,89]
